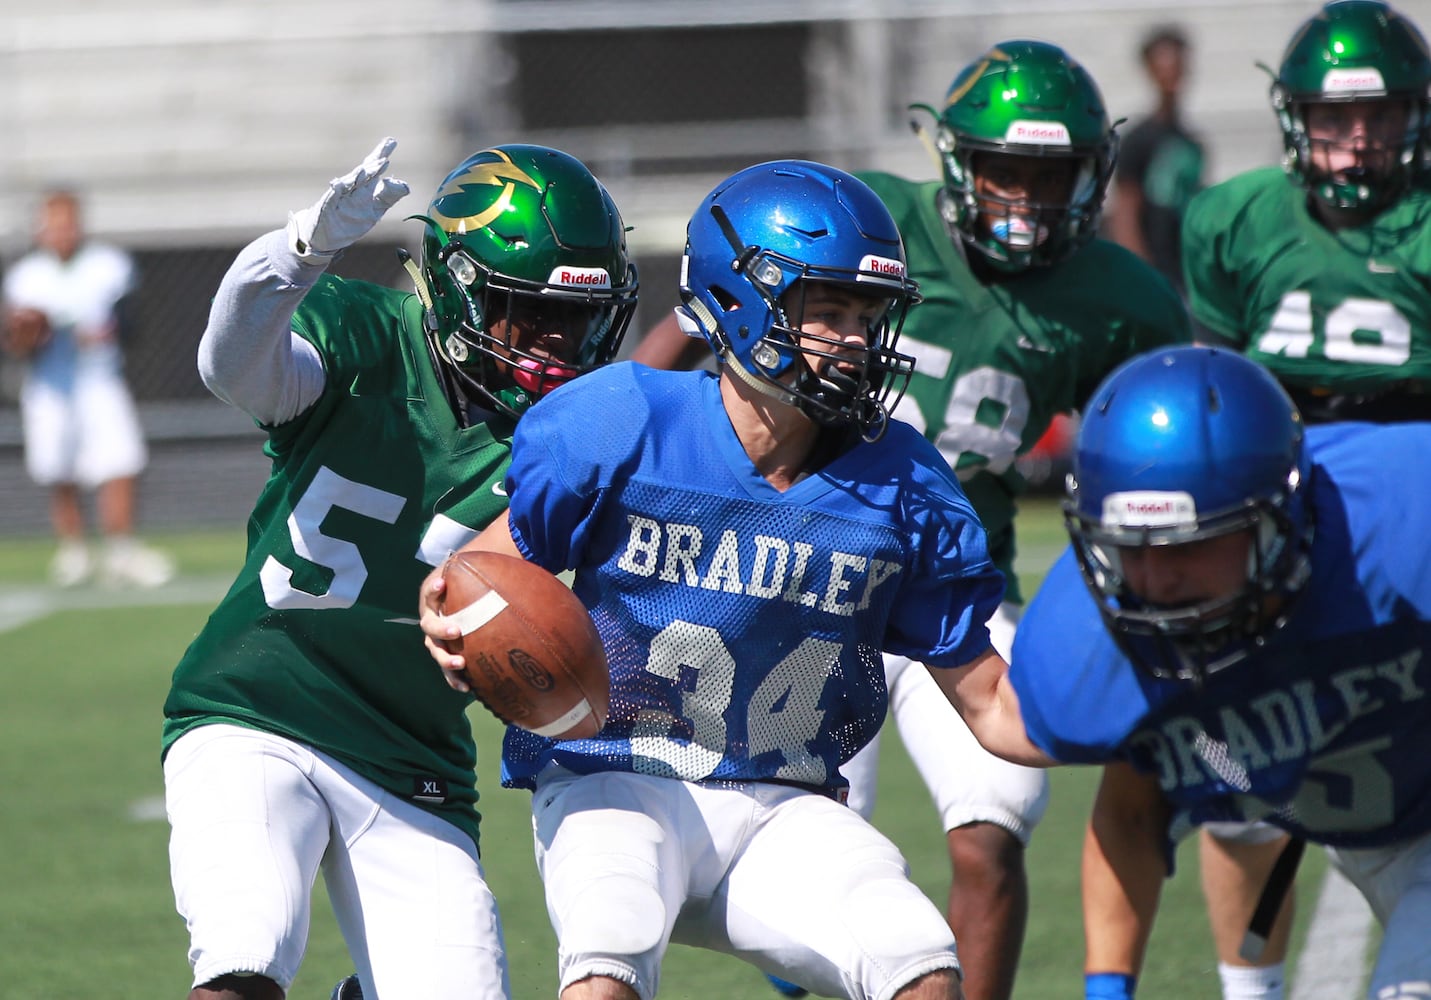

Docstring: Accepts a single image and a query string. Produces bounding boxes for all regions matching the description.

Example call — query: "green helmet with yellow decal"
[1269,0,1431,211]
[917,40,1117,272]
[413,145,638,418]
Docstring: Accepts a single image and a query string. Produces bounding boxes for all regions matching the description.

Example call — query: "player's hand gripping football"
[2,306,50,358]
[419,563,471,693]
[287,137,411,262]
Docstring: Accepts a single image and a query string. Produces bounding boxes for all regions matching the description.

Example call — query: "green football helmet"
[913,40,1118,272]
[411,145,638,418]
[1269,0,1431,211]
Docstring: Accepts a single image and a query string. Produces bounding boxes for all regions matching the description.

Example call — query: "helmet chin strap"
[398,248,436,312]
[682,297,802,408]
[906,104,945,176]
[420,321,474,427]
[685,292,888,438]
[725,342,890,441]
[400,247,479,427]
[717,339,801,408]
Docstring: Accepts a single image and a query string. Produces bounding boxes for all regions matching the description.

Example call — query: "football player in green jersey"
[1177,6,1431,997]
[161,138,637,1000]
[632,41,1189,1000]
[1185,0,1431,423]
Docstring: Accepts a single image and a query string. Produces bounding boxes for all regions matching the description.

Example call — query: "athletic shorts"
[21,371,145,487]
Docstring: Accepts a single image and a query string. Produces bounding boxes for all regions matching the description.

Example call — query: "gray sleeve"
[197,228,330,425]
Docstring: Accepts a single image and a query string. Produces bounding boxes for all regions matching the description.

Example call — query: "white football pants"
[531,768,961,1000]
[165,724,510,999]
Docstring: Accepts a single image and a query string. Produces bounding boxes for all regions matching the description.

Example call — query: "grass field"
[0,499,1353,998]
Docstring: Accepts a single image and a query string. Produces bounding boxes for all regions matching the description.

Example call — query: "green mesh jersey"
[860,173,1191,603]
[1184,167,1431,394]
[162,275,514,849]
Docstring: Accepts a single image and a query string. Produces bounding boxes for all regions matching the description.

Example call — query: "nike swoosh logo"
[385,617,420,626]
[491,482,508,497]
[1368,260,1397,274]
[1016,335,1053,353]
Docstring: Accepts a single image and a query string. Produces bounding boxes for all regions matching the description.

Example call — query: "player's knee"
[936,770,1049,844]
[891,966,962,999]
[559,879,668,957]
[1202,820,1289,848]
[560,973,643,1000]
[840,867,958,984]
[947,822,1027,891]
[193,972,285,999]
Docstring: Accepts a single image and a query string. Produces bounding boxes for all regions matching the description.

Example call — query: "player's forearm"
[931,651,1058,768]
[198,228,327,423]
[465,511,523,559]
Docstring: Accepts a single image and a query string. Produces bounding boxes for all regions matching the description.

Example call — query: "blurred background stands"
[0,0,1335,533]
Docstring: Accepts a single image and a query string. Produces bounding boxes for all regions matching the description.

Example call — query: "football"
[439,550,609,740]
[2,306,50,358]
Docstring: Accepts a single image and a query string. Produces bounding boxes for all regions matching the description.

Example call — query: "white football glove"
[286,137,411,262]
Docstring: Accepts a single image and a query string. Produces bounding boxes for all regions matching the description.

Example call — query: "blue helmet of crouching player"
[1063,346,1315,683]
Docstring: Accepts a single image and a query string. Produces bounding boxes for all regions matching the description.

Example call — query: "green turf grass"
[0,510,1347,996]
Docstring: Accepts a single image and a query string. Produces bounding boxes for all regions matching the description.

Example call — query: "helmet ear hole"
[710,284,741,313]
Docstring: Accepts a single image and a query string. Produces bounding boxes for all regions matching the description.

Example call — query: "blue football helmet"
[1064,346,1314,682]
[677,159,920,439]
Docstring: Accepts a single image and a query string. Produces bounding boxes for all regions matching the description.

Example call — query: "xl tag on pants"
[412,776,449,804]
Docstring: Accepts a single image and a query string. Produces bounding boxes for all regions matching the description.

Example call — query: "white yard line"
[0,588,57,633]
[127,795,167,822]
[1290,865,1375,1000]
[0,575,233,634]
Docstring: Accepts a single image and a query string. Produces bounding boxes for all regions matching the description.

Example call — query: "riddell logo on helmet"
[549,267,612,289]
[858,255,906,278]
[1102,491,1197,529]
[1005,120,1072,145]
[1322,68,1387,94]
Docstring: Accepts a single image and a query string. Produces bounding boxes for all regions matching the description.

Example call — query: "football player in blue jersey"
[421,159,1050,1000]
[1179,5,1431,995]
[1006,345,1431,1000]
[631,43,1191,1000]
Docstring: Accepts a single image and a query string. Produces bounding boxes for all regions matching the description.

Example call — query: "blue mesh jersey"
[499,363,1005,793]
[1011,422,1431,849]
